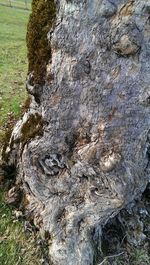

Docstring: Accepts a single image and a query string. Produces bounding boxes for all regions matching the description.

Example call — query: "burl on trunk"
[2,0,150,264]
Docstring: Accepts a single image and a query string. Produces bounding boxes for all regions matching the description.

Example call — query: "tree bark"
[2,0,150,264]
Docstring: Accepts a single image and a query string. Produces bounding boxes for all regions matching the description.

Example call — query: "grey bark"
[3,0,150,264]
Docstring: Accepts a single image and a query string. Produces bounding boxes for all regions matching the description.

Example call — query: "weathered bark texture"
[3,0,150,264]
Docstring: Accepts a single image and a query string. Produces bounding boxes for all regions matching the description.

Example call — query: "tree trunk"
[2,0,150,264]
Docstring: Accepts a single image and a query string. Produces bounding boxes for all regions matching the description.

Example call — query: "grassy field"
[0,187,44,265]
[0,0,31,10]
[0,5,29,142]
[0,5,43,265]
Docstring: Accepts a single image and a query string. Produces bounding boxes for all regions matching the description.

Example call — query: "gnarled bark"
[2,0,150,264]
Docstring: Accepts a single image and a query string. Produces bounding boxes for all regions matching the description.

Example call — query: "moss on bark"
[26,0,56,85]
[21,113,44,143]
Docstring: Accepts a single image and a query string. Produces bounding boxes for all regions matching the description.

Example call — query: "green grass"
[0,0,31,10]
[0,5,29,139]
[0,188,43,265]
